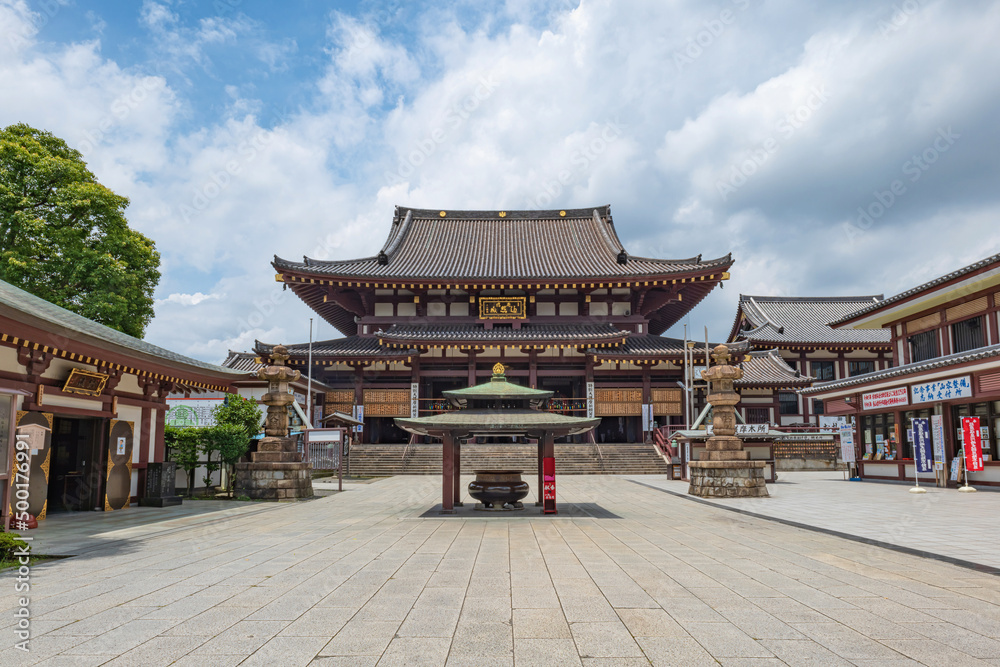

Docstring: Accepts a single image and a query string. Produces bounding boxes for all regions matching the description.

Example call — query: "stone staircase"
[344,442,671,477]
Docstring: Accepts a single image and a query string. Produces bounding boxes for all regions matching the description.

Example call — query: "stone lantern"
[234,345,314,500]
[688,344,768,498]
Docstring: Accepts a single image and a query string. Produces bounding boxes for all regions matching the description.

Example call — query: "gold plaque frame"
[63,368,109,397]
[478,296,527,320]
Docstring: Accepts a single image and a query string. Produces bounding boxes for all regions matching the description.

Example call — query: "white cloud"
[4,0,1000,361]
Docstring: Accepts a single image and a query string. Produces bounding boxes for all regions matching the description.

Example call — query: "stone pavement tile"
[100,635,208,667]
[682,621,773,658]
[59,619,178,655]
[848,660,923,666]
[513,638,582,666]
[317,586,379,609]
[714,605,805,640]
[635,636,717,666]
[459,595,511,623]
[580,659,649,666]
[168,654,246,667]
[29,656,108,667]
[162,606,253,636]
[842,596,941,624]
[0,633,91,665]
[818,609,927,640]
[378,577,430,597]
[615,608,687,638]
[377,637,451,666]
[398,606,462,637]
[512,608,571,639]
[759,639,854,666]
[248,594,327,621]
[279,606,357,637]
[44,605,158,636]
[186,619,288,655]
[570,621,643,658]
[909,623,1000,658]
[445,656,512,667]
[659,596,726,623]
[142,593,237,619]
[791,621,907,660]
[926,608,1000,637]
[562,600,621,623]
[748,597,832,624]
[319,620,402,656]
[880,639,988,665]
[511,587,561,609]
[240,636,328,667]
[310,657,379,666]
[448,621,513,661]
[354,596,417,622]
[414,587,467,609]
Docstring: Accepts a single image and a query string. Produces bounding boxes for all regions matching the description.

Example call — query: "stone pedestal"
[687,343,769,499]
[235,436,313,500]
[688,460,769,498]
[140,462,183,507]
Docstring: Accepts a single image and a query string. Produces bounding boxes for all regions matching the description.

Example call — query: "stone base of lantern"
[688,460,769,498]
[234,436,314,501]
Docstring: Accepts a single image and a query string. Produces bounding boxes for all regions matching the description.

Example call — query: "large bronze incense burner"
[468,470,529,510]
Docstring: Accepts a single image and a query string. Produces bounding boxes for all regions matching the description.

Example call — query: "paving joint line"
[627,479,1000,577]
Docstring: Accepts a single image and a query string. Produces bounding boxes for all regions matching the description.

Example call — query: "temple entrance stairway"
[343,443,671,477]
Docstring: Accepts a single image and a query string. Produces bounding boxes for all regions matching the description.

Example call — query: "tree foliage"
[212,394,263,439]
[0,123,160,337]
[165,425,201,497]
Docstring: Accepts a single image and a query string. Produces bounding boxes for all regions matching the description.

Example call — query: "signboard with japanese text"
[862,387,908,411]
[353,405,364,432]
[410,383,419,418]
[478,296,526,319]
[166,398,225,427]
[930,414,946,471]
[912,418,932,473]
[736,424,769,435]
[962,416,984,471]
[911,376,972,404]
[838,423,856,462]
[586,382,595,418]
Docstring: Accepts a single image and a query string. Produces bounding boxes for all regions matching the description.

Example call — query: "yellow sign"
[479,297,526,319]
[62,368,109,397]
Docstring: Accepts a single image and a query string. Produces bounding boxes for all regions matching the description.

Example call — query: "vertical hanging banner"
[930,414,946,470]
[962,416,984,472]
[912,418,933,473]
[586,382,595,419]
[410,383,419,418]
[838,423,856,462]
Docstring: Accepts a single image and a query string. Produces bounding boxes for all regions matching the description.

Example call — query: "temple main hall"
[260,205,734,443]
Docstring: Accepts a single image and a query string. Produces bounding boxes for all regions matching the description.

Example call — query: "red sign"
[963,416,984,472]
[861,387,908,411]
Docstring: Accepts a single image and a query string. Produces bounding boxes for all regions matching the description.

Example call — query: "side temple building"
[263,206,734,443]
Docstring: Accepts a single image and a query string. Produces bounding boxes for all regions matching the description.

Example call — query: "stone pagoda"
[688,344,769,498]
[234,345,314,500]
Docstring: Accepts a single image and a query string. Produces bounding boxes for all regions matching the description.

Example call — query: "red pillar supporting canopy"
[442,433,455,514]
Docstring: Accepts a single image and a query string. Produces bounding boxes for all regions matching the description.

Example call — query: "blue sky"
[3,0,1000,362]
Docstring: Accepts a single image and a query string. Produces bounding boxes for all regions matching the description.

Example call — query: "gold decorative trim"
[16,410,27,424]
[42,412,53,429]
[559,210,566,216]
[439,211,446,217]
[38,500,47,521]
[40,448,51,482]
[104,496,113,512]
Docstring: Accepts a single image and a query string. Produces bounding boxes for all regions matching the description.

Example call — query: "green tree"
[0,123,160,337]
[212,396,261,497]
[209,424,251,498]
[165,426,201,498]
[212,394,263,439]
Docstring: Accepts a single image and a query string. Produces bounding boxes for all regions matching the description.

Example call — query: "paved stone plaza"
[4,475,1000,666]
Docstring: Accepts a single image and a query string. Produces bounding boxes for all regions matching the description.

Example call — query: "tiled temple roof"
[254,337,415,358]
[737,349,812,387]
[378,323,628,347]
[730,295,891,346]
[275,206,732,281]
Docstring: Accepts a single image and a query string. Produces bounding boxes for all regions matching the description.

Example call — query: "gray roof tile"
[732,295,892,346]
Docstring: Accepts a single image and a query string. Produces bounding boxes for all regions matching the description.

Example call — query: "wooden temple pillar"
[442,433,456,513]
[453,438,463,506]
[529,351,538,388]
[467,351,477,387]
